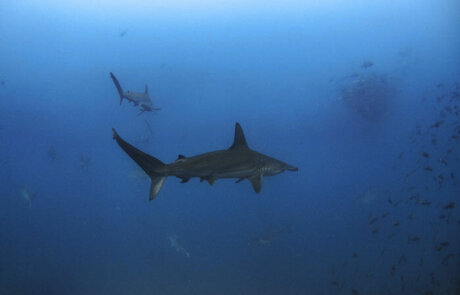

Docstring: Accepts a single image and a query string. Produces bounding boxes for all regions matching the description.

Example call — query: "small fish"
[438,159,447,165]
[393,220,400,227]
[388,197,393,204]
[361,60,374,68]
[430,272,436,285]
[352,252,358,258]
[371,227,380,234]
[440,241,450,247]
[391,265,396,277]
[369,217,379,225]
[331,281,345,290]
[451,172,455,179]
[422,152,430,158]
[435,242,450,251]
[397,255,407,265]
[48,145,58,160]
[381,212,389,218]
[424,166,433,172]
[431,120,445,128]
[420,200,431,206]
[439,214,446,219]
[408,235,421,243]
[443,202,455,209]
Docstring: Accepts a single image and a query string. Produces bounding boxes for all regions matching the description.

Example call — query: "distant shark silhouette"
[110,72,161,115]
[112,123,298,200]
[19,188,37,208]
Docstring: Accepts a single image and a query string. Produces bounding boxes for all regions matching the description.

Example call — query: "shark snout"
[286,165,298,172]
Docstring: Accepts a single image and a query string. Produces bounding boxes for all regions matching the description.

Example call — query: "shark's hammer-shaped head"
[259,156,298,176]
[230,122,298,177]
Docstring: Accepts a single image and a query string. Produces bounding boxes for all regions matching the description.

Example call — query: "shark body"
[110,72,160,114]
[112,123,298,200]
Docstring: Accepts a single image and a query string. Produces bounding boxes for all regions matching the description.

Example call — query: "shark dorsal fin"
[145,84,148,95]
[175,154,186,162]
[229,122,248,150]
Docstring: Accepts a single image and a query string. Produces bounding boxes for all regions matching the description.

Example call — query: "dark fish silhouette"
[443,202,455,209]
[361,60,374,68]
[431,120,445,128]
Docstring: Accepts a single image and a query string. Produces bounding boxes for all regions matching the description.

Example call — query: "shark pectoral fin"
[180,177,190,183]
[150,176,166,201]
[248,173,262,193]
[200,177,205,182]
[205,175,217,185]
[235,177,245,183]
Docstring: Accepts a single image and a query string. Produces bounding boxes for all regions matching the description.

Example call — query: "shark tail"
[112,128,167,200]
[110,72,124,105]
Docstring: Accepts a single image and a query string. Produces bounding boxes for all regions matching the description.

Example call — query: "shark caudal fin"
[110,72,124,105]
[112,128,166,200]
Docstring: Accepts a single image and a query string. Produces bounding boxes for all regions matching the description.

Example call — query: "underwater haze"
[1,0,460,294]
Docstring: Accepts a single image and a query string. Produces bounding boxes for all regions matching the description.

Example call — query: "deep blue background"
[0,1,459,294]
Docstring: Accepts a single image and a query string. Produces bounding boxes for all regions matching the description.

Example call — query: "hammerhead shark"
[110,72,161,114]
[112,123,298,200]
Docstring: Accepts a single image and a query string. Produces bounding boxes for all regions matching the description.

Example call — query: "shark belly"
[164,150,259,179]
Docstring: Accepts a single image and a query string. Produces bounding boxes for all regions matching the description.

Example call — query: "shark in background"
[112,122,298,200]
[110,72,161,115]
[168,236,190,258]
[19,188,38,208]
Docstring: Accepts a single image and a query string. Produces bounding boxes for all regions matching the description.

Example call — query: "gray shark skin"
[110,72,161,114]
[112,123,298,200]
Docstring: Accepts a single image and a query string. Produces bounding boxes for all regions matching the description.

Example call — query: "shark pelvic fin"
[229,122,248,150]
[205,175,217,185]
[248,173,262,193]
[150,176,166,200]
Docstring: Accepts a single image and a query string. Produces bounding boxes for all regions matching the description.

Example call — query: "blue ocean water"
[0,0,459,294]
